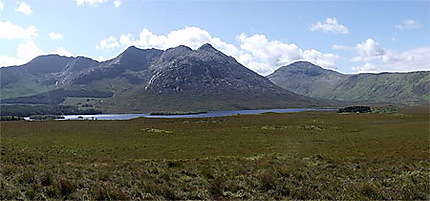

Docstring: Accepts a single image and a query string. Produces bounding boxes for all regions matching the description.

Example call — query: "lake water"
[25,108,334,121]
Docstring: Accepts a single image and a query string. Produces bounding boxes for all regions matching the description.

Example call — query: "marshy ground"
[1,106,429,200]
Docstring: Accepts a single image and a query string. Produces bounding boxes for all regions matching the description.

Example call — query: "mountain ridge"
[1,44,322,113]
[267,61,429,104]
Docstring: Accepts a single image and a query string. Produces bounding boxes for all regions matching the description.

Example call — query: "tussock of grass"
[142,128,173,134]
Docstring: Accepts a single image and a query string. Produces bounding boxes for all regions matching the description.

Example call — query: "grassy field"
[1,107,429,200]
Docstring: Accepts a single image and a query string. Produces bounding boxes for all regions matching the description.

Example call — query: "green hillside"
[267,61,429,104]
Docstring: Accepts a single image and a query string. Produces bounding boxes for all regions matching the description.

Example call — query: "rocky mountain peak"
[271,61,341,78]
[197,43,217,52]
[24,54,74,74]
[158,45,193,62]
[124,45,140,51]
[286,61,322,69]
[165,45,193,53]
[110,46,163,70]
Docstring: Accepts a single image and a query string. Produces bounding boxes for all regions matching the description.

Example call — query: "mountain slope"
[1,55,100,99]
[267,61,429,104]
[102,44,318,112]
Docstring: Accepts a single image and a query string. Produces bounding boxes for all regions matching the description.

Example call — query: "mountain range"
[1,44,319,114]
[267,61,429,104]
[1,44,428,115]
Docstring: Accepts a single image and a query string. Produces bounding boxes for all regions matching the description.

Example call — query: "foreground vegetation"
[1,107,428,200]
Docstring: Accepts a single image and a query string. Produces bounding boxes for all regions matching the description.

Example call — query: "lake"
[23,108,334,121]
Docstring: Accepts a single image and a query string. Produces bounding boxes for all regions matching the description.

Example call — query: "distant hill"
[1,44,321,114]
[267,61,429,104]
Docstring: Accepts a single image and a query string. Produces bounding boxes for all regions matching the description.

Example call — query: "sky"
[0,0,429,75]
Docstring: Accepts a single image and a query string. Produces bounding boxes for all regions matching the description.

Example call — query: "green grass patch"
[0,107,428,199]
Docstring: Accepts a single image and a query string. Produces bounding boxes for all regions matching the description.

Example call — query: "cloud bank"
[335,38,430,73]
[0,21,73,67]
[97,26,339,75]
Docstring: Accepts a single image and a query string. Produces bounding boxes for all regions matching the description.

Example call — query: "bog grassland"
[1,107,428,200]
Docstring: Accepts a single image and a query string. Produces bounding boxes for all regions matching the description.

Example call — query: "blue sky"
[0,0,429,75]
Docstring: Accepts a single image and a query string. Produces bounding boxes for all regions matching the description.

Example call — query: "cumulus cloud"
[96,36,120,49]
[395,19,422,30]
[15,2,32,15]
[0,21,37,40]
[0,21,46,67]
[0,0,4,11]
[76,0,107,6]
[97,26,339,75]
[236,33,338,74]
[119,34,133,47]
[55,47,74,57]
[114,0,121,7]
[0,55,21,67]
[336,38,430,73]
[0,44,75,67]
[0,45,76,67]
[49,32,63,40]
[355,38,385,59]
[311,18,349,34]
[351,63,379,74]
[16,41,43,62]
[380,47,430,72]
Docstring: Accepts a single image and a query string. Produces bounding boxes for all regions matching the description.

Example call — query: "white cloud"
[96,36,120,49]
[0,55,21,67]
[15,2,32,15]
[311,18,349,34]
[55,47,74,57]
[49,32,63,40]
[0,44,76,67]
[0,20,44,67]
[119,34,134,47]
[379,47,430,72]
[303,49,339,68]
[237,33,338,74]
[336,38,430,73]
[96,56,106,62]
[0,21,37,40]
[16,41,43,63]
[114,0,121,7]
[0,0,4,11]
[395,19,422,30]
[332,44,353,51]
[351,63,379,73]
[355,38,385,59]
[97,26,339,75]
[76,0,107,6]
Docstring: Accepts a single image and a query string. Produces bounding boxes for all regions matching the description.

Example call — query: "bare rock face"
[144,43,282,94]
